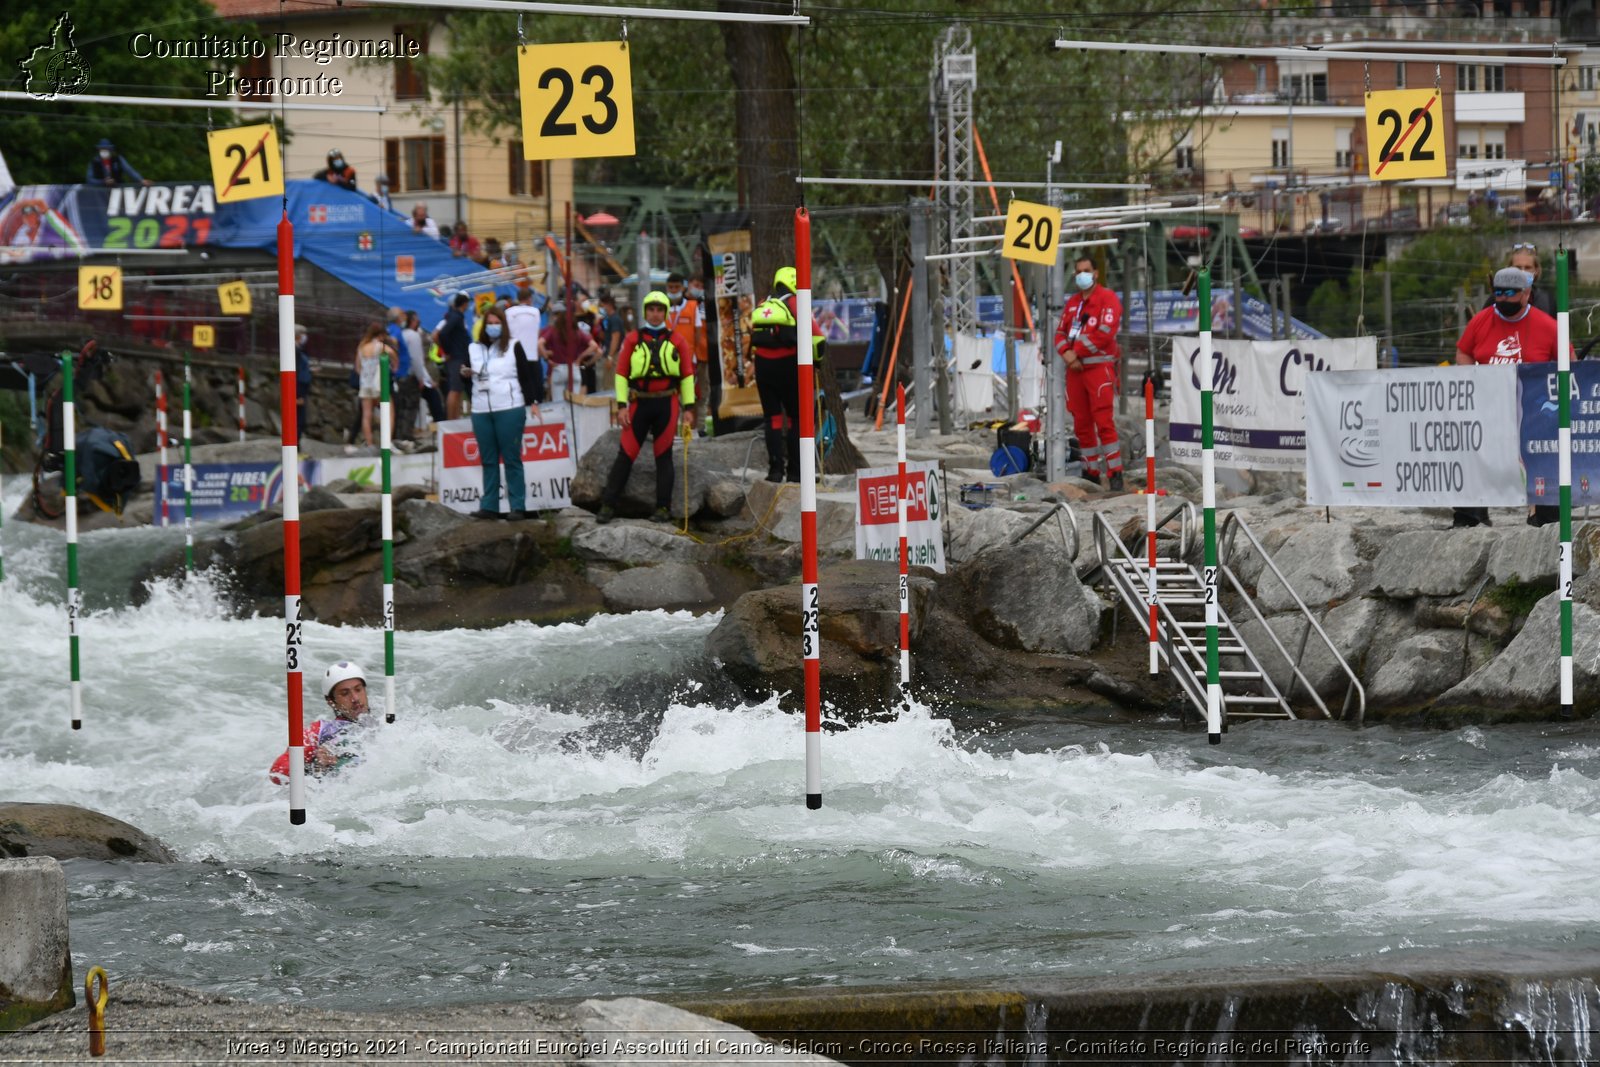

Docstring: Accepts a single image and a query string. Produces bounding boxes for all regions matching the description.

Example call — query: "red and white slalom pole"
[1145,378,1159,674]
[897,382,910,700]
[155,370,169,528]
[237,367,247,442]
[278,214,307,824]
[796,207,822,810]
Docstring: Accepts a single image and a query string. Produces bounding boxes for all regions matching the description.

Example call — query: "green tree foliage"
[0,0,244,185]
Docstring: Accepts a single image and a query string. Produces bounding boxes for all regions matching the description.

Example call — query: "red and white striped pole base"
[278,214,306,824]
[796,207,822,810]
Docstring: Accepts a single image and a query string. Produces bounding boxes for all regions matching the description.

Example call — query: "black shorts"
[444,357,468,394]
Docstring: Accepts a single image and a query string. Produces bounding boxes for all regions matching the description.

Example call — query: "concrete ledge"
[0,857,74,1032]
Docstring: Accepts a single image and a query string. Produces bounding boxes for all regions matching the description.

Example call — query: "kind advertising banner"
[854,459,946,574]
[1519,361,1600,506]
[1305,366,1525,506]
[1170,337,1376,470]
[154,461,314,523]
[435,413,577,514]
[317,452,436,491]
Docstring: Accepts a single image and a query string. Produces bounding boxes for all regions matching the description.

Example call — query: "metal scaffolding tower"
[932,25,978,337]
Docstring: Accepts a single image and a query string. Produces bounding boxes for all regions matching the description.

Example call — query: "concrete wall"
[0,857,74,1031]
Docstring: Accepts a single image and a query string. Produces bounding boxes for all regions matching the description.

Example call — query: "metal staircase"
[1093,506,1365,729]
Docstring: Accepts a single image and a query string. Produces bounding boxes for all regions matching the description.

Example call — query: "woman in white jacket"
[461,305,529,519]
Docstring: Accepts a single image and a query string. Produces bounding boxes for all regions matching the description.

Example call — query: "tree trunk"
[720,4,865,471]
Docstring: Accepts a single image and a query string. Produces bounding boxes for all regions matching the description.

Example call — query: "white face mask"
[1074,271,1095,291]
[99,150,112,160]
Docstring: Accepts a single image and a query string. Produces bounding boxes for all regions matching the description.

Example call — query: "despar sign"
[1305,366,1524,506]
[1519,361,1600,505]
[435,416,577,513]
[1169,337,1375,471]
[854,459,946,573]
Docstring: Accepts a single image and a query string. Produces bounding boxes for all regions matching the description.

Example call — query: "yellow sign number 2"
[1001,199,1063,267]
[518,41,635,161]
[78,266,122,310]
[1365,89,1445,181]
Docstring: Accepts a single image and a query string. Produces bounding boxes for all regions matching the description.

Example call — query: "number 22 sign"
[518,41,635,161]
[1365,89,1445,181]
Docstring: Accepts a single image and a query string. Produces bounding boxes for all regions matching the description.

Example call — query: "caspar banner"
[1170,337,1376,470]
[1519,361,1600,506]
[1306,366,1525,506]
[855,460,946,574]
[436,409,577,514]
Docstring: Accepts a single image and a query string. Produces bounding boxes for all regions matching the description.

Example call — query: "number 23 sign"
[518,41,635,161]
[1365,89,1445,181]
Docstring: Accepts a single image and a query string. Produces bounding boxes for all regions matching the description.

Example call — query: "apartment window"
[1174,145,1196,171]
[1483,128,1507,160]
[385,136,445,191]
[1582,66,1600,93]
[1484,65,1505,92]
[1458,64,1504,93]
[1334,127,1354,170]
[508,141,547,197]
[1272,128,1290,169]
[237,52,272,93]
[393,25,429,101]
[1458,130,1479,159]
[1255,64,1267,93]
[1457,65,1478,92]
[1281,72,1327,103]
[1395,63,1406,90]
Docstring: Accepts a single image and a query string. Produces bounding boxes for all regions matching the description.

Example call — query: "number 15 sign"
[1365,89,1445,181]
[518,41,635,161]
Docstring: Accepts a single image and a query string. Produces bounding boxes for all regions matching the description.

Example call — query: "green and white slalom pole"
[1558,253,1574,720]
[183,353,194,574]
[63,352,82,730]
[380,356,397,723]
[1198,269,1222,744]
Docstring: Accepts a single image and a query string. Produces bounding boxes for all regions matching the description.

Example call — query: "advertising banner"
[435,414,577,514]
[1170,337,1376,470]
[1519,361,1600,507]
[1126,290,1325,341]
[1305,366,1525,506]
[854,460,946,573]
[316,452,435,491]
[154,461,314,523]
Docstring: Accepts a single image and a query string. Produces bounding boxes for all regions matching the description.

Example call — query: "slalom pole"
[1198,270,1221,743]
[1558,252,1574,719]
[278,213,307,824]
[63,352,81,730]
[380,347,396,724]
[155,370,169,528]
[897,382,910,701]
[796,207,822,810]
[237,366,247,442]
[182,354,194,574]
[1146,377,1159,675]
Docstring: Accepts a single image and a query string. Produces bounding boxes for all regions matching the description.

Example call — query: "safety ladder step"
[1223,695,1286,705]
[1177,643,1247,655]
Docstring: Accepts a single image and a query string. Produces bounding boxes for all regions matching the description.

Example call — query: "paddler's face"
[329,678,368,720]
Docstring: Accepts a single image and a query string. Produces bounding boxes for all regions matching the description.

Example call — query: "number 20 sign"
[1001,198,1063,267]
[1365,89,1445,181]
[518,41,635,161]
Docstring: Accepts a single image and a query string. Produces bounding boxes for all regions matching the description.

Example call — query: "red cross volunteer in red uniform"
[1054,256,1125,490]
[1456,266,1558,366]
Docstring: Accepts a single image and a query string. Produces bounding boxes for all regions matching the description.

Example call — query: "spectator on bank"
[405,310,445,431]
[540,301,601,402]
[505,289,545,404]
[1476,243,1556,319]
[85,139,150,187]
[449,221,481,261]
[411,203,440,241]
[294,323,313,445]
[354,321,397,450]
[371,174,393,213]
[1454,266,1562,528]
[435,291,473,420]
[599,290,626,374]
[386,307,419,449]
[462,305,534,521]
[315,148,357,191]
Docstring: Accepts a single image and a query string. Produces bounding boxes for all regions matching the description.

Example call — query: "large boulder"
[0,858,74,1032]
[1367,630,1483,708]
[601,563,756,614]
[1370,529,1498,598]
[0,803,174,863]
[953,538,1102,655]
[945,507,1034,565]
[570,522,719,565]
[1435,591,1600,719]
[571,428,765,519]
[1487,525,1559,587]
[1253,521,1367,612]
[742,479,857,552]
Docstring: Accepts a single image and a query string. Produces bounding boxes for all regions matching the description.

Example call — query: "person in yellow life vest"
[744,266,825,483]
[597,290,695,524]
[665,271,710,428]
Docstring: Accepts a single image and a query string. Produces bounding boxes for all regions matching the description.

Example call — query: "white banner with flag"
[1170,337,1376,470]
[855,459,946,573]
[1305,366,1525,506]
[436,406,578,513]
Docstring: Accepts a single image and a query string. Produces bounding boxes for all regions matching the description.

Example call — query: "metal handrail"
[1217,512,1367,725]
[1009,501,1079,560]
[1093,499,1196,570]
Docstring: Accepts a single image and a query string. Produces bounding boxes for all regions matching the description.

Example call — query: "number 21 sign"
[207,124,284,204]
[1365,89,1445,181]
[518,41,635,161]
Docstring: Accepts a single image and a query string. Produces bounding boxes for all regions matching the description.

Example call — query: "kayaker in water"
[268,661,372,783]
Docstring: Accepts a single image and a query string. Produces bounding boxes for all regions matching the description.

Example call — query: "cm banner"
[436,409,577,514]
[1170,337,1375,470]
[1520,361,1600,506]
[1306,366,1525,506]
[855,460,946,573]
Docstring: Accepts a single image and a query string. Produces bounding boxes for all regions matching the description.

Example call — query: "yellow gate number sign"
[218,281,252,316]
[193,325,215,348]
[78,266,122,310]
[1001,199,1063,266]
[518,41,635,161]
[207,123,284,204]
[1365,89,1445,181]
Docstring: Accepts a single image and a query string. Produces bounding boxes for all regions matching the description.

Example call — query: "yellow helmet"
[773,266,798,293]
[643,290,671,311]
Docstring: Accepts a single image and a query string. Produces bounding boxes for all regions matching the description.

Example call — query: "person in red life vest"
[1054,255,1125,491]
[744,267,825,483]
[665,272,711,429]
[1454,265,1563,528]
[268,661,372,784]
[596,290,695,524]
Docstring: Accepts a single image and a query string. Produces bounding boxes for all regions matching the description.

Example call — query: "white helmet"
[323,660,367,698]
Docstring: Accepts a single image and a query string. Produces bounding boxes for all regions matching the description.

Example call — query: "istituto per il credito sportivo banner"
[1170,337,1376,470]
[1305,365,1525,507]
[855,460,947,574]
[436,411,578,514]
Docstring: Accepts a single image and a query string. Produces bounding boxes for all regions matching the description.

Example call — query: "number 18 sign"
[207,123,284,204]
[1365,89,1445,181]
[518,41,635,161]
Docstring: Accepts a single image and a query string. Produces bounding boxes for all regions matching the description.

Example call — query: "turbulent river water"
[6,505,1600,1011]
